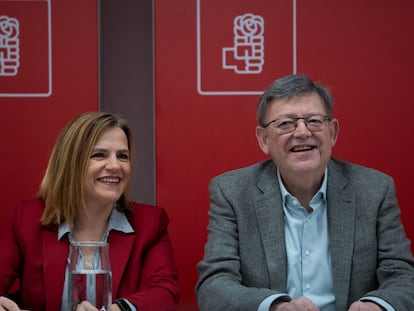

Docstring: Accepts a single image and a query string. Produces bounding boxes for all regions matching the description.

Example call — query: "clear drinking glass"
[68,241,112,311]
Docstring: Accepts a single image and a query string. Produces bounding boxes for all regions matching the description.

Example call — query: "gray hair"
[257,74,334,126]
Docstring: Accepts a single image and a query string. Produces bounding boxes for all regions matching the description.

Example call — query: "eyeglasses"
[263,114,331,135]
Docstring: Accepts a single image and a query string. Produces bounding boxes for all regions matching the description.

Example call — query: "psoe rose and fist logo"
[222,13,264,75]
[197,0,296,95]
[0,15,20,76]
[0,0,51,97]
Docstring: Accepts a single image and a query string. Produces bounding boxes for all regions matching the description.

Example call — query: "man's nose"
[293,119,311,137]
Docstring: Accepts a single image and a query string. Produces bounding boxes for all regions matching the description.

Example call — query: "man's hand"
[348,301,385,311]
[270,296,320,311]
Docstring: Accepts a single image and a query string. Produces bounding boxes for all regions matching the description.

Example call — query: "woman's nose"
[106,155,121,169]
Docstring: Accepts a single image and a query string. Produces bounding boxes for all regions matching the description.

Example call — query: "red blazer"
[0,199,179,311]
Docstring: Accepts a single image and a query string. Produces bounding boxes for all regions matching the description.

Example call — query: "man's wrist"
[269,296,291,311]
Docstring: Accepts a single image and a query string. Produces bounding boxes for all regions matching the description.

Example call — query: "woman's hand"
[75,301,99,311]
[74,301,122,311]
[0,296,27,311]
[111,304,121,311]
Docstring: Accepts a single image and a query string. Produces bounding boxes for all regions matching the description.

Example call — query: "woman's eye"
[118,153,129,161]
[91,152,105,159]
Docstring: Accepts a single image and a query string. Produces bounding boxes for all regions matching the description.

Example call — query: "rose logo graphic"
[222,13,264,74]
[0,15,20,76]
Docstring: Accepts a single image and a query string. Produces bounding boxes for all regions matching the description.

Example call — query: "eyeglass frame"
[262,113,332,135]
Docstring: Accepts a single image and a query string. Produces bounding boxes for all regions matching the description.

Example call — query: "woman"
[0,112,179,311]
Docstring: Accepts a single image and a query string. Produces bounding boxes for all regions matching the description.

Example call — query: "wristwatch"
[113,299,132,311]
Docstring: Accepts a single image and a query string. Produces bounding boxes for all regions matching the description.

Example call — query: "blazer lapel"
[327,160,356,311]
[254,162,288,291]
[42,226,69,311]
[108,230,135,296]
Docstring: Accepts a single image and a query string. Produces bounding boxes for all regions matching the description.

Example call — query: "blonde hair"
[38,111,133,227]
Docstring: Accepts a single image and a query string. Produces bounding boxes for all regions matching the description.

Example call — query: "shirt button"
[304,250,310,256]
[305,283,311,289]
[292,199,298,205]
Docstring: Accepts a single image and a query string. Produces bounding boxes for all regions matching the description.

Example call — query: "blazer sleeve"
[360,175,414,309]
[0,207,22,296]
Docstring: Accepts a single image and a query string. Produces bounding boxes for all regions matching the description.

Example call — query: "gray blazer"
[196,158,414,311]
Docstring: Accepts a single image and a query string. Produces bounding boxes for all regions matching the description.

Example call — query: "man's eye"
[308,118,323,124]
[277,119,295,128]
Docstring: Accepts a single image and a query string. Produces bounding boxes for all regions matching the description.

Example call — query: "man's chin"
[291,160,322,175]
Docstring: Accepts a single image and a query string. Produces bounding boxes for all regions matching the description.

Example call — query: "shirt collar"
[58,207,134,241]
[277,168,328,206]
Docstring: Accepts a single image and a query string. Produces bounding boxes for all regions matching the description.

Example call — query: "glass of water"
[68,241,112,311]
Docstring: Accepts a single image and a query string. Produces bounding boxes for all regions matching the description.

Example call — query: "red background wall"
[154,1,414,310]
[0,0,99,228]
[1,1,413,311]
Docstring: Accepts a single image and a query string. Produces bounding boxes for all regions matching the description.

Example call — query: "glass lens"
[305,115,325,131]
[271,114,327,134]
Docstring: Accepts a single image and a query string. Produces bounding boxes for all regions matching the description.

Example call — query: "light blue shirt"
[59,208,136,311]
[258,170,395,311]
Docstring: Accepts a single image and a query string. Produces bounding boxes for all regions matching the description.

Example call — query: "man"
[196,74,414,311]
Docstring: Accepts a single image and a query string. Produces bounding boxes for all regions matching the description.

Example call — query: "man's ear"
[256,125,270,155]
[329,118,339,146]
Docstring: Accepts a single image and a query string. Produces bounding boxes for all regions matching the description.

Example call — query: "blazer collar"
[327,159,356,311]
[42,226,69,311]
[254,161,288,291]
[108,230,135,295]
